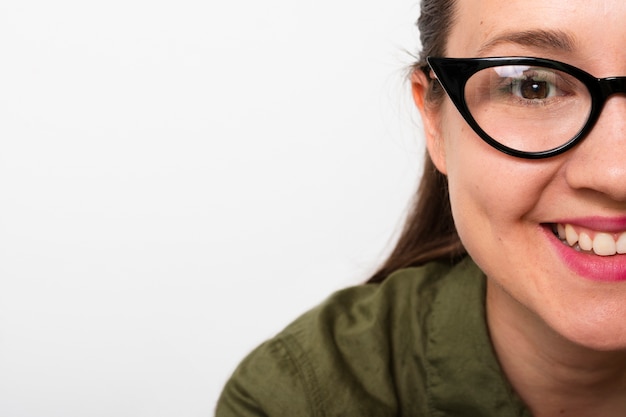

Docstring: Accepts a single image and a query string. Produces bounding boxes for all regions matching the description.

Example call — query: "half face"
[420,0,626,351]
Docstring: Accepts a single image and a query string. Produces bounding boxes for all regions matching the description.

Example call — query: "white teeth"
[557,224,626,257]
[593,233,616,256]
[617,233,626,254]
[578,232,593,251]
[565,224,579,246]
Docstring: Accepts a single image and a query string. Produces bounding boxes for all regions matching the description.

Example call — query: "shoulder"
[215,258,485,417]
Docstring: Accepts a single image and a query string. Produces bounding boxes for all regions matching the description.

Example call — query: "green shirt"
[216,258,531,416]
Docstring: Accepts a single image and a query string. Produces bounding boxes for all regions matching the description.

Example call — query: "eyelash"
[495,71,572,104]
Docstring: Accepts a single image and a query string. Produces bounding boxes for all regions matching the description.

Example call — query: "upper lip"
[549,216,626,233]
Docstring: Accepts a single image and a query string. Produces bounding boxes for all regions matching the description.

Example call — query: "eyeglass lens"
[464,65,593,153]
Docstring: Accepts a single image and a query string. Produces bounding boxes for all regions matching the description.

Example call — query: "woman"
[216,0,626,415]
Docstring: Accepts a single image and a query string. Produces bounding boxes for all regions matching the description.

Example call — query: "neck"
[486,280,626,417]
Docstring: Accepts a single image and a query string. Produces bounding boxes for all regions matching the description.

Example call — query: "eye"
[465,64,584,112]
[516,77,551,99]
[508,70,560,100]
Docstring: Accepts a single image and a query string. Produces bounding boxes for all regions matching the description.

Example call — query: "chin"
[550,312,626,353]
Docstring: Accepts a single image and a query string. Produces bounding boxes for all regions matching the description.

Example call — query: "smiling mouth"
[552,223,626,256]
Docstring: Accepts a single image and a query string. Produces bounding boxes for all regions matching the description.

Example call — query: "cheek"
[447,157,506,253]
[440,114,551,262]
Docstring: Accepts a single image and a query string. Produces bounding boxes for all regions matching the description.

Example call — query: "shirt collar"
[424,258,532,416]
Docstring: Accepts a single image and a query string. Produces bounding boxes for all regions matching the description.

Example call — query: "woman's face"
[421,0,626,350]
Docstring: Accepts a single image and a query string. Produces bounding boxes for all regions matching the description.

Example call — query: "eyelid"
[494,65,531,78]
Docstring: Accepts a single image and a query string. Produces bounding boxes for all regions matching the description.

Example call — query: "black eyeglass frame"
[427,56,626,159]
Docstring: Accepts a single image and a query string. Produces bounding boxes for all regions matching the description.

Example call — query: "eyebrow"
[477,29,578,56]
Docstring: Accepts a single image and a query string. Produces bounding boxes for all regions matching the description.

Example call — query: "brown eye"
[520,77,549,99]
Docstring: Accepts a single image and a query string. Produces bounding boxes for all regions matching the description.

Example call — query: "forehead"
[447,0,626,61]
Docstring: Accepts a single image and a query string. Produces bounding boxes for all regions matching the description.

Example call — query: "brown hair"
[368,0,465,283]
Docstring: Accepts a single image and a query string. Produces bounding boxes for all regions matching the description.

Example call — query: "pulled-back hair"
[368,0,465,283]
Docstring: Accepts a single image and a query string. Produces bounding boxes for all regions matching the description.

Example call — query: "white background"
[0,1,425,415]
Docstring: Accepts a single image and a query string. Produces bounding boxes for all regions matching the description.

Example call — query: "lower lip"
[544,226,626,282]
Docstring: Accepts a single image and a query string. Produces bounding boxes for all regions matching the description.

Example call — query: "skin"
[413,0,626,415]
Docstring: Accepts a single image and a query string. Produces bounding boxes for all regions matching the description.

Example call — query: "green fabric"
[215,257,532,416]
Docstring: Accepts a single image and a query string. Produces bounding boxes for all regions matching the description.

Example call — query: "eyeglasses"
[427,56,626,159]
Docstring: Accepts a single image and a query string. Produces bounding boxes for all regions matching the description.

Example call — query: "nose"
[564,95,626,202]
